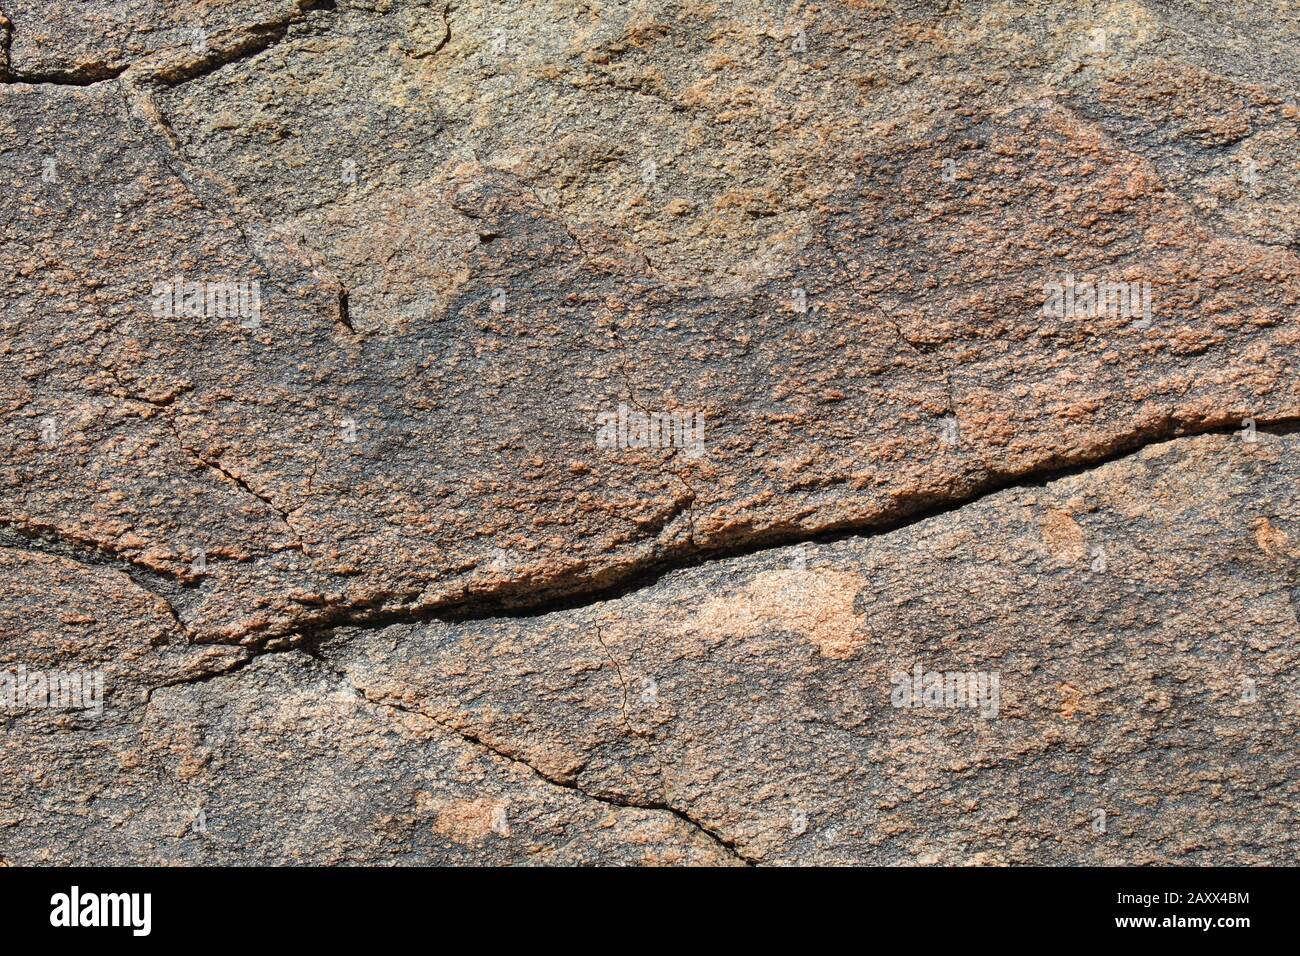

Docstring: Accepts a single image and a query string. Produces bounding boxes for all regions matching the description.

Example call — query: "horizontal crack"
[1,0,335,88]
[253,413,1300,641]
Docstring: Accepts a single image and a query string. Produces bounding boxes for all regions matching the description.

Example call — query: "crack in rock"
[321,654,759,865]
[239,416,1300,641]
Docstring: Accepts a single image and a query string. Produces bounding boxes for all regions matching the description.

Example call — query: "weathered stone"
[0,0,1297,865]
[314,429,1300,864]
[3,429,1295,864]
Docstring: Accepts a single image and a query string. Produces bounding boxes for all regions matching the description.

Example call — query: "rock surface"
[0,0,1297,865]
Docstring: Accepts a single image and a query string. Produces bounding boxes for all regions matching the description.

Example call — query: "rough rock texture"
[1,1,1297,865]
[5,429,1297,864]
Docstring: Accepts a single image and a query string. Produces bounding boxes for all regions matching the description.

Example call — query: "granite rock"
[1,0,1297,865]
